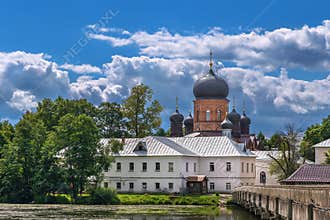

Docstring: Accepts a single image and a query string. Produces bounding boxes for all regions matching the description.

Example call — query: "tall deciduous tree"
[269,124,300,180]
[122,84,163,137]
[0,112,48,202]
[300,116,330,161]
[49,113,111,200]
[96,102,124,138]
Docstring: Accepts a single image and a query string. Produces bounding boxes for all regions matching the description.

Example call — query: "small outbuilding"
[281,164,330,185]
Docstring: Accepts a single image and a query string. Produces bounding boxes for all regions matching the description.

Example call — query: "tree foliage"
[122,84,163,137]
[300,116,330,161]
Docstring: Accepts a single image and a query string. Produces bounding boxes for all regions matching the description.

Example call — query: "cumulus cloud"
[60,63,102,74]
[1,50,330,135]
[7,89,38,112]
[88,20,330,72]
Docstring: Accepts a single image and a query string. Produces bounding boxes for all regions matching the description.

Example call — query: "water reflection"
[0,205,259,220]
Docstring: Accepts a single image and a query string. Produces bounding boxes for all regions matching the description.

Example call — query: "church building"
[102,52,261,193]
[170,51,256,148]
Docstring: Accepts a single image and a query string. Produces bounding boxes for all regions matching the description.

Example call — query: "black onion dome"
[221,115,233,129]
[170,110,184,122]
[184,113,193,127]
[228,108,241,123]
[193,68,229,99]
[240,111,251,125]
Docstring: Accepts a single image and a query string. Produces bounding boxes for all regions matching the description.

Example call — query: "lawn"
[117,193,220,206]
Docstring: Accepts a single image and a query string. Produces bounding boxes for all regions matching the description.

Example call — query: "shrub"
[88,187,120,205]
[36,195,70,204]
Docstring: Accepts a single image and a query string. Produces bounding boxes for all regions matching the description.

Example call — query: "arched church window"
[196,110,200,122]
[217,110,221,121]
[260,171,266,184]
[206,110,211,121]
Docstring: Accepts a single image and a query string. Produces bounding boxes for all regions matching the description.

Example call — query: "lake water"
[0,204,259,220]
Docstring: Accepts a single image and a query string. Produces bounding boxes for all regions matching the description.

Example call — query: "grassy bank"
[118,194,220,206]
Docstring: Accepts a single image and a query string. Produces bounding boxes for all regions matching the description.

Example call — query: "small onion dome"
[221,113,233,129]
[228,108,241,123]
[184,113,193,127]
[170,110,184,122]
[193,68,229,99]
[240,110,251,126]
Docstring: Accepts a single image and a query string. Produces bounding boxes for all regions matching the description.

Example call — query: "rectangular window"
[217,110,221,121]
[142,162,147,172]
[116,162,121,172]
[155,182,160,190]
[104,182,108,188]
[210,182,215,191]
[209,162,215,172]
[186,162,189,172]
[194,163,197,172]
[168,162,174,172]
[226,162,231,171]
[241,162,244,173]
[226,183,231,191]
[142,182,147,190]
[129,162,134,172]
[251,163,254,172]
[155,162,160,172]
[206,110,211,121]
[104,167,109,172]
[246,163,249,173]
[129,182,134,190]
[116,182,121,190]
[168,182,174,190]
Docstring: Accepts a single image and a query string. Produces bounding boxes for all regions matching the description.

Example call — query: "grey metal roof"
[313,138,330,148]
[102,136,255,157]
[252,151,280,161]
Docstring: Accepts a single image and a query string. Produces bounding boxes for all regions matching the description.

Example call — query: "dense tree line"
[0,84,163,203]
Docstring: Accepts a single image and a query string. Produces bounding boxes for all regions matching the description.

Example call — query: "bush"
[88,187,120,205]
[35,194,70,204]
[118,194,219,206]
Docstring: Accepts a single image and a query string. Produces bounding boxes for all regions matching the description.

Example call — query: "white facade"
[102,136,256,193]
[314,139,330,164]
[252,151,280,186]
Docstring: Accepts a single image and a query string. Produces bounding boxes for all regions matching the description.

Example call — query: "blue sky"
[1,0,330,136]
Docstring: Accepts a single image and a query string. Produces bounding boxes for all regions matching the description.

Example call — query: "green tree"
[257,131,268,150]
[300,116,330,161]
[269,124,300,180]
[0,112,48,202]
[0,121,14,154]
[36,97,97,131]
[50,113,111,200]
[267,133,282,150]
[96,102,124,138]
[122,84,163,137]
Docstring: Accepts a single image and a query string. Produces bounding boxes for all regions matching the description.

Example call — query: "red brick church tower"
[192,51,229,135]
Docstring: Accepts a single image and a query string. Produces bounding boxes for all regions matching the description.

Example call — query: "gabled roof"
[171,136,255,157]
[101,136,255,157]
[281,164,330,184]
[252,151,279,161]
[313,138,330,148]
[101,136,197,157]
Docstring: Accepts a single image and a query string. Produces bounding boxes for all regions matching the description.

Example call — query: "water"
[0,204,259,220]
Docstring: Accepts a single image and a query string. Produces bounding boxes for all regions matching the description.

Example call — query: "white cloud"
[7,89,38,112]
[0,51,329,135]
[88,20,330,72]
[60,63,102,74]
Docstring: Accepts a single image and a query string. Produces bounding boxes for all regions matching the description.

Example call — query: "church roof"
[101,136,255,157]
[313,138,330,148]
